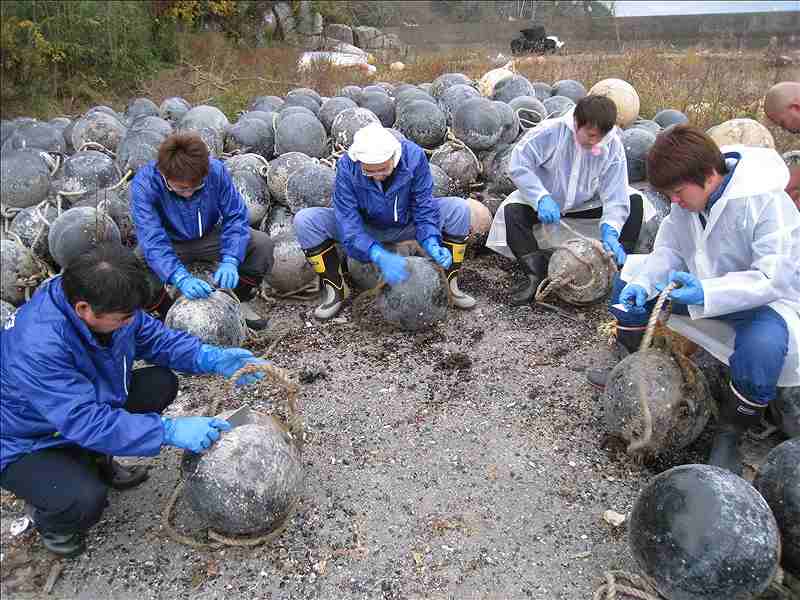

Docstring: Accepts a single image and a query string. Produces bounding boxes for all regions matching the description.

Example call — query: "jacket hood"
[718,145,790,200]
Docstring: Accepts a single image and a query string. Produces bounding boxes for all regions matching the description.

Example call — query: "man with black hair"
[131,132,274,330]
[486,95,644,305]
[0,243,267,558]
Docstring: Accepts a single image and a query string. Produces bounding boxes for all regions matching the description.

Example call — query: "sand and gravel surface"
[0,251,785,600]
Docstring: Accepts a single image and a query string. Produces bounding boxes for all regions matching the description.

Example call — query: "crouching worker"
[0,243,268,557]
[486,95,644,305]
[131,132,274,330]
[587,125,800,475]
[293,124,476,320]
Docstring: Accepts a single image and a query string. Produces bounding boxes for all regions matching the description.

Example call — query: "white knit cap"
[347,124,402,166]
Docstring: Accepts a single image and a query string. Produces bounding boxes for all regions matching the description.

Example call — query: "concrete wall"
[385,11,800,52]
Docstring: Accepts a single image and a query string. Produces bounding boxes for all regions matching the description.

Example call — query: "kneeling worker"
[0,243,267,557]
[487,95,643,305]
[594,125,800,474]
[293,124,476,319]
[131,132,274,329]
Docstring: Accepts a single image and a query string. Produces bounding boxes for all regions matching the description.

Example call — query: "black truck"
[510,26,564,55]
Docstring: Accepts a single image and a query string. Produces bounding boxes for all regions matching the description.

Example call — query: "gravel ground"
[0,251,788,600]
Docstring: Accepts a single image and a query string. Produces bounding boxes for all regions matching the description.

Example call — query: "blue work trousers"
[608,274,788,405]
[293,197,471,252]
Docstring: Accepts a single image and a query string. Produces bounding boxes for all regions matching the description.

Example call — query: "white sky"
[613,0,800,17]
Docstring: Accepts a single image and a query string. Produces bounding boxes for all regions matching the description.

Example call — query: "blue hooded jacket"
[334,139,441,263]
[130,158,250,283]
[0,277,203,472]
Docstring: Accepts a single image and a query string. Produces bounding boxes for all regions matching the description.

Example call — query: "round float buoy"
[629,464,781,600]
[9,203,58,260]
[230,169,269,226]
[376,257,448,331]
[588,78,640,128]
[430,73,472,100]
[164,289,246,346]
[754,437,800,576]
[430,142,480,193]
[71,109,126,153]
[180,402,303,538]
[285,163,335,213]
[621,127,657,183]
[61,150,122,195]
[543,238,614,305]
[318,97,358,134]
[267,153,315,204]
[48,206,121,268]
[542,95,575,119]
[223,118,275,160]
[358,91,395,128]
[603,348,713,457]
[654,108,689,129]
[266,229,317,294]
[330,107,380,151]
[159,97,191,125]
[452,97,503,152]
[707,118,775,149]
[772,386,800,439]
[551,79,586,103]
[0,239,42,307]
[395,100,447,150]
[438,84,480,126]
[274,111,327,159]
[478,66,514,98]
[0,150,52,209]
[508,96,547,129]
[126,98,159,124]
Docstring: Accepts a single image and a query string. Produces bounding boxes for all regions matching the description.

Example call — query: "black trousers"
[504,194,644,258]
[0,367,178,535]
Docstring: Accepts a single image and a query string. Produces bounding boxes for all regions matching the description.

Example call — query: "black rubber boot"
[585,326,646,390]
[97,455,149,490]
[39,530,86,558]
[304,240,349,320]
[234,275,269,331]
[708,382,766,476]
[510,252,549,306]
[442,236,476,310]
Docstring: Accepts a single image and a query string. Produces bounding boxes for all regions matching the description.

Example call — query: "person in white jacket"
[486,95,644,305]
[593,125,800,474]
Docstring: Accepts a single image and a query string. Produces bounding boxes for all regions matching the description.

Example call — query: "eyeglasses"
[162,173,205,195]
[361,164,394,178]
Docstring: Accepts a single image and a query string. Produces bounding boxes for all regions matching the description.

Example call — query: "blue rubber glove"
[196,345,268,386]
[537,195,561,224]
[162,416,231,453]
[619,283,648,314]
[213,256,239,289]
[368,244,409,286]
[172,268,212,300]
[421,236,452,269]
[601,224,627,266]
[655,270,705,305]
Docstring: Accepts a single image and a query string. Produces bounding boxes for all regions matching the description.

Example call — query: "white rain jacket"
[486,108,630,257]
[623,145,800,385]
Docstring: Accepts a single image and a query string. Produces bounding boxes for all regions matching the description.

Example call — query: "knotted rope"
[533,221,617,306]
[592,571,662,600]
[162,361,302,549]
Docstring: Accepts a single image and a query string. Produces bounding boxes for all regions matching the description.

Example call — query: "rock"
[325,23,354,46]
[353,26,382,49]
[602,510,626,527]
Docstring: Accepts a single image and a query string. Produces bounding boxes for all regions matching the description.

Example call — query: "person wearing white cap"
[293,124,476,320]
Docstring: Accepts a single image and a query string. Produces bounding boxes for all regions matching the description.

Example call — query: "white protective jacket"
[486,108,631,257]
[624,145,800,385]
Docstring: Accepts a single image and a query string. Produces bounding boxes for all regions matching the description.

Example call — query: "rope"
[262,279,320,301]
[514,106,546,129]
[593,571,662,600]
[439,129,483,176]
[162,362,302,548]
[77,142,115,157]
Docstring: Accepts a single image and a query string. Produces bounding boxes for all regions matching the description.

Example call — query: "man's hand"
[619,283,648,313]
[655,271,705,305]
[421,237,452,269]
[601,224,627,266]
[369,244,410,286]
[537,195,561,224]
[174,272,212,300]
[213,256,239,289]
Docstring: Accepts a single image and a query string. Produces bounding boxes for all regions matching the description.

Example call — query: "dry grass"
[8,32,798,153]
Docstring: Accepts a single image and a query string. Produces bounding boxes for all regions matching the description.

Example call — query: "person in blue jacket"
[0,243,267,558]
[293,124,476,320]
[131,132,274,330]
